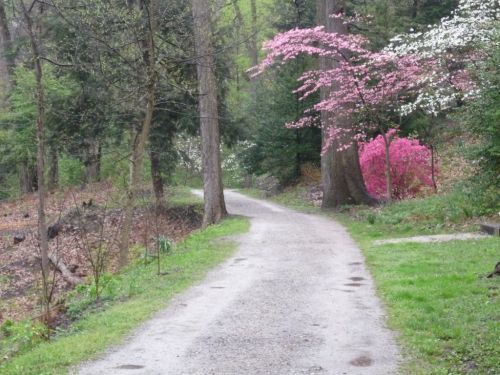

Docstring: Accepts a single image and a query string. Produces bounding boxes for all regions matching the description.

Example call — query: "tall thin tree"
[0,0,14,80]
[20,0,50,319]
[192,0,227,227]
[119,0,158,267]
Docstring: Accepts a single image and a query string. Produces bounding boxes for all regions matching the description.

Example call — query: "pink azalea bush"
[359,132,435,200]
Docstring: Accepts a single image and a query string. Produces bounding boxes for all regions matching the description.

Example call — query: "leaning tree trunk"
[118,0,158,267]
[22,0,50,320]
[316,0,375,208]
[192,0,227,227]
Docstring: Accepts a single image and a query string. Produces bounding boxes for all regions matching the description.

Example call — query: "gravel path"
[373,232,486,245]
[77,190,401,375]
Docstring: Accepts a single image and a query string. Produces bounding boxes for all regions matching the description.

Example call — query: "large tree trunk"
[118,0,157,267]
[192,0,227,227]
[22,0,50,319]
[316,0,375,208]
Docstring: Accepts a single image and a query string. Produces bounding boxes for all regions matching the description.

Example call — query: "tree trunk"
[430,144,437,192]
[231,0,258,101]
[0,1,14,79]
[19,161,37,194]
[119,0,158,267]
[249,0,258,102]
[192,0,227,227]
[22,0,50,319]
[84,142,101,183]
[150,148,164,207]
[316,0,374,208]
[48,145,58,190]
[381,131,392,202]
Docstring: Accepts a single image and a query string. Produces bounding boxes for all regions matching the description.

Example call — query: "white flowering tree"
[387,0,499,116]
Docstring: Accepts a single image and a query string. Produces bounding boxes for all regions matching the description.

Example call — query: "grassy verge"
[342,222,499,375]
[240,186,499,374]
[0,216,249,375]
[167,186,203,207]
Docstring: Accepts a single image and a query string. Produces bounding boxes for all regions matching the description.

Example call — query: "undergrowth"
[0,215,249,374]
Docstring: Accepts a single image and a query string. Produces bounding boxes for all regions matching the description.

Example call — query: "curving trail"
[77,190,401,375]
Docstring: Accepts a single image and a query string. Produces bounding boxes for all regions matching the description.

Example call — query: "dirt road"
[77,190,400,374]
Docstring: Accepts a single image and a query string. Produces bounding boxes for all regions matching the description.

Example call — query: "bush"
[58,156,84,187]
[359,133,435,200]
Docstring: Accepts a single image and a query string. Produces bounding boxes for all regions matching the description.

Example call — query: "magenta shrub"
[359,133,435,200]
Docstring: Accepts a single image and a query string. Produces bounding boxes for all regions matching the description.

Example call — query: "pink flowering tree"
[359,130,435,200]
[251,24,433,201]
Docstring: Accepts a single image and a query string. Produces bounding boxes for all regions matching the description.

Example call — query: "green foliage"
[0,320,49,364]
[0,65,77,194]
[462,35,500,188]
[58,156,85,187]
[157,235,173,255]
[348,0,459,48]
[345,188,499,238]
[242,63,321,184]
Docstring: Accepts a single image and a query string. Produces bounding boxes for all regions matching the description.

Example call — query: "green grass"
[166,185,203,207]
[347,233,500,375]
[241,185,498,238]
[239,187,318,213]
[240,185,500,374]
[0,216,249,375]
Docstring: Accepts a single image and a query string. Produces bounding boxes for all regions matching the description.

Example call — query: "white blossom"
[385,0,499,116]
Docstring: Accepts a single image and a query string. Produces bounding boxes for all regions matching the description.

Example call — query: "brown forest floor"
[0,182,201,324]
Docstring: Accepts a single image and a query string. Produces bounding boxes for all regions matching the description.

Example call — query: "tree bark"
[19,161,37,193]
[381,131,392,202]
[0,1,14,78]
[150,147,164,207]
[192,0,227,227]
[316,0,375,208]
[84,142,101,183]
[22,0,50,319]
[430,144,437,192]
[48,145,58,190]
[119,0,158,267]
[249,0,258,102]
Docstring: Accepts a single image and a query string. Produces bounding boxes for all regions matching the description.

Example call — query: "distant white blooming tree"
[387,0,499,116]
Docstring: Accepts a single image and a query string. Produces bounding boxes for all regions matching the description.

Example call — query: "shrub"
[359,133,435,200]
